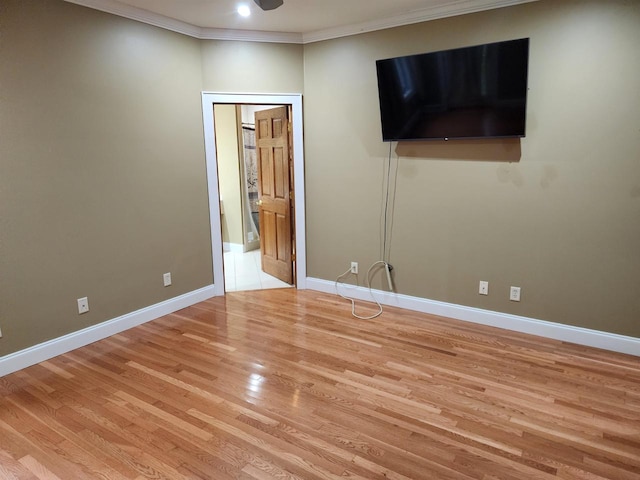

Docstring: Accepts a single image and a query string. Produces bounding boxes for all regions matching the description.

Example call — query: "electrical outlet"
[350,262,358,274]
[77,297,89,314]
[479,281,489,295]
[510,286,521,302]
[163,272,172,287]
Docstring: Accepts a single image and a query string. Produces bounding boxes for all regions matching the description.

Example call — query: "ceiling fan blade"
[253,0,284,11]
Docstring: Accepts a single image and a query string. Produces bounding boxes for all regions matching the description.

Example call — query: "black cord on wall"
[382,141,399,264]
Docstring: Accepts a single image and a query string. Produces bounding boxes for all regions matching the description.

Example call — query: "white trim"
[223,242,246,254]
[199,28,302,44]
[201,93,306,295]
[302,0,539,43]
[64,0,204,37]
[3,278,636,377]
[63,0,303,43]
[305,278,640,357]
[0,285,216,377]
[64,0,537,44]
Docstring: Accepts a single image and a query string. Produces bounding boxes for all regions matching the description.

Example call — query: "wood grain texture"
[256,106,293,285]
[1,289,639,479]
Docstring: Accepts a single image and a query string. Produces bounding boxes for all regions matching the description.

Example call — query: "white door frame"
[201,93,306,296]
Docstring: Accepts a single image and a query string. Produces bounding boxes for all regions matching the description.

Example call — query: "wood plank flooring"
[1,289,639,479]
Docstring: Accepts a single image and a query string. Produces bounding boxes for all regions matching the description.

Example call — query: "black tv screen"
[376,38,529,141]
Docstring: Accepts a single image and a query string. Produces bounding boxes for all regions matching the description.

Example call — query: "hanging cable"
[382,141,393,262]
[387,143,400,263]
[335,261,388,320]
[337,143,398,319]
[382,141,400,263]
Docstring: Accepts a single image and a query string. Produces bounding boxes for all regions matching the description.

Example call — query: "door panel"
[259,147,273,196]
[256,106,293,284]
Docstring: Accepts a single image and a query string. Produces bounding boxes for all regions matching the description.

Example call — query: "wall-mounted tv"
[376,38,529,142]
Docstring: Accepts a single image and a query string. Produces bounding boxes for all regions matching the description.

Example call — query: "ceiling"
[65,0,537,43]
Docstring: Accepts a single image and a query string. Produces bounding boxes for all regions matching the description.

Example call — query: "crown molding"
[302,0,538,43]
[198,28,302,44]
[64,0,537,44]
[64,0,304,43]
[64,0,205,38]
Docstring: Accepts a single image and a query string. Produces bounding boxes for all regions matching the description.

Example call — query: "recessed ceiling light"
[237,4,251,17]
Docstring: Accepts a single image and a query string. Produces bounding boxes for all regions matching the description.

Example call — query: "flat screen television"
[375,38,529,141]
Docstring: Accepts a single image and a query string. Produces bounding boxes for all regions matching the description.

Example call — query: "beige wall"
[0,0,214,355]
[0,0,306,357]
[201,40,304,93]
[303,0,640,337]
[1,0,638,359]
[215,105,244,246]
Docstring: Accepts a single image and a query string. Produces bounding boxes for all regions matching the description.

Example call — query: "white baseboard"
[223,242,246,253]
[0,285,217,377]
[306,277,640,357]
[3,279,637,378]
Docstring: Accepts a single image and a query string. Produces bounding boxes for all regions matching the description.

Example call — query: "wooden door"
[255,106,293,284]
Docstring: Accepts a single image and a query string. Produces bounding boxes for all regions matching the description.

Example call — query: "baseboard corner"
[304,277,640,357]
[0,284,217,377]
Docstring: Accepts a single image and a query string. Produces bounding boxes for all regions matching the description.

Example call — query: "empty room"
[1,0,639,478]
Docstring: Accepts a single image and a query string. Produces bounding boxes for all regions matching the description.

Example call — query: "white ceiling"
[65,0,537,43]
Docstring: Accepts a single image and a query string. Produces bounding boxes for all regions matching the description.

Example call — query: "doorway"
[216,104,291,292]
[201,93,306,296]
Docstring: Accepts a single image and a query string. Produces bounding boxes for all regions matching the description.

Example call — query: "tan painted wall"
[215,105,244,246]
[1,0,638,360]
[201,40,304,93]
[0,0,213,355]
[303,0,640,337]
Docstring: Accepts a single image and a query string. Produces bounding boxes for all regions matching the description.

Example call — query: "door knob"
[257,200,263,206]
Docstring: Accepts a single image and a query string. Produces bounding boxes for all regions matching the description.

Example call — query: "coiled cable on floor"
[335,260,390,320]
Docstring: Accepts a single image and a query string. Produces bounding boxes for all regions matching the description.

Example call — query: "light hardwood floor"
[1,289,639,479]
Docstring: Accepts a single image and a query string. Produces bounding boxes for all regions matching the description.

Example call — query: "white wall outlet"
[510,286,521,302]
[77,297,89,314]
[479,281,489,295]
[163,272,172,287]
[350,262,358,274]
